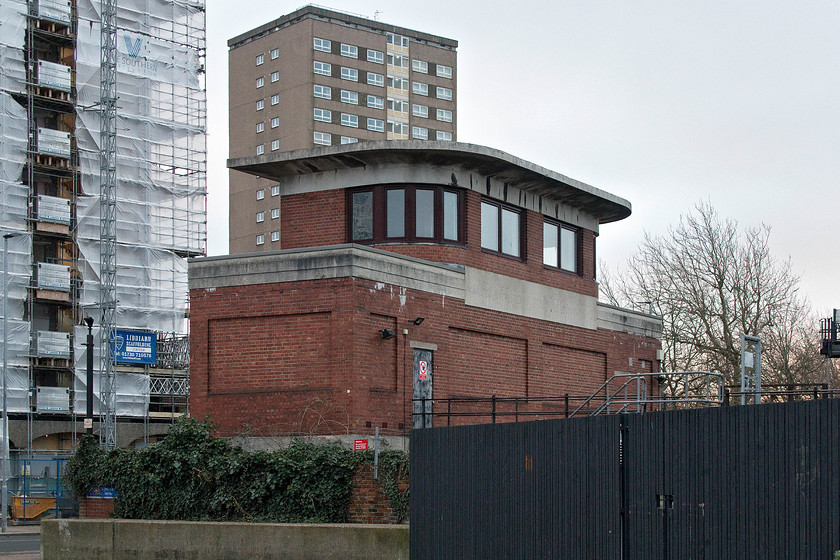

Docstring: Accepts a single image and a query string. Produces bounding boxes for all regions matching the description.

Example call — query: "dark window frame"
[543,217,581,275]
[480,198,525,260]
[347,185,465,245]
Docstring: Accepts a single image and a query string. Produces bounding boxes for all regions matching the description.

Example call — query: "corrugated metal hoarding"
[411,399,840,560]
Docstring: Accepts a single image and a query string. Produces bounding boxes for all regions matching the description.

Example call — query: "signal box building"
[189,142,661,439]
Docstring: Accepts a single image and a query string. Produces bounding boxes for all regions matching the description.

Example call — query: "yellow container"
[10,495,57,520]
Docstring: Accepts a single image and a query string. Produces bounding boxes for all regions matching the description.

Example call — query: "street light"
[84,317,94,435]
[2,232,21,533]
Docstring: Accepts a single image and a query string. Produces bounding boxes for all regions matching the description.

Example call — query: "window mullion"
[406,187,416,241]
[497,205,503,254]
[434,188,442,240]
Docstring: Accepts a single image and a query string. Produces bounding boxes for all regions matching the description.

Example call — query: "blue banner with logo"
[111,330,156,365]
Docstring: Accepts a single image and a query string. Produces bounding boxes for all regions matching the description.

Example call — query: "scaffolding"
[0,0,205,450]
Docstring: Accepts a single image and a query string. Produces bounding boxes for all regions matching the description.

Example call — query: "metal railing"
[413,374,840,428]
[723,383,837,405]
[4,454,75,523]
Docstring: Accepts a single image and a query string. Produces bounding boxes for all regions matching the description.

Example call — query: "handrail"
[411,372,838,427]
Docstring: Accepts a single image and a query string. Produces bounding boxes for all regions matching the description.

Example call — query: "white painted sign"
[37,0,71,25]
[419,360,428,380]
[36,386,70,413]
[37,331,70,358]
[37,128,71,158]
[743,352,754,368]
[36,61,71,92]
[37,195,71,224]
[37,262,71,291]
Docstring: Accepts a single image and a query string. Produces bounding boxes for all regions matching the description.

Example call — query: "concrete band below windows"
[189,244,662,335]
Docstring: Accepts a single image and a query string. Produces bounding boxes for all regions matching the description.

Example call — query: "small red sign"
[419,360,428,380]
[354,439,368,451]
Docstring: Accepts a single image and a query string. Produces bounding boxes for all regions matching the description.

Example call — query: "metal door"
[413,349,433,428]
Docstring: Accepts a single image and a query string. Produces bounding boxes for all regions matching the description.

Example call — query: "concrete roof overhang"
[228,141,632,224]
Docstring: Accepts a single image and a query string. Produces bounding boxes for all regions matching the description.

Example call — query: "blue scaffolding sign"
[111,330,157,365]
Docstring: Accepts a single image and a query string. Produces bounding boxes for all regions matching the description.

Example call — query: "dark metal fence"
[411,398,840,560]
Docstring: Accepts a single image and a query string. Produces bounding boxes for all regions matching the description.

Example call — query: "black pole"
[84,317,94,435]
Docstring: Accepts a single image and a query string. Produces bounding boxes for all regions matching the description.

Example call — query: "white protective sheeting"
[0,2,26,94]
[0,320,29,413]
[0,320,32,414]
[0,94,28,230]
[70,0,206,416]
[0,0,205,419]
[0,230,31,414]
[71,325,150,416]
[0,232,32,322]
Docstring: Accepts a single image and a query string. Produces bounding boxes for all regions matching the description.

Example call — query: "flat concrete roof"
[229,5,458,50]
[228,141,632,224]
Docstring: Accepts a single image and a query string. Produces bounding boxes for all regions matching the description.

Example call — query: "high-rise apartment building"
[0,0,206,453]
[228,6,457,254]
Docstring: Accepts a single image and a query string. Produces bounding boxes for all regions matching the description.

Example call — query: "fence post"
[421,397,427,428]
[515,397,519,423]
[492,395,496,424]
[723,388,730,406]
[447,399,451,427]
[55,458,61,519]
[565,394,569,418]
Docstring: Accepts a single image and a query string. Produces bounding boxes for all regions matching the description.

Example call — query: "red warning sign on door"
[419,360,428,380]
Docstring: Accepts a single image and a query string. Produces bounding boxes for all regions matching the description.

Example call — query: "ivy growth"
[63,434,109,498]
[63,418,409,523]
[377,451,410,523]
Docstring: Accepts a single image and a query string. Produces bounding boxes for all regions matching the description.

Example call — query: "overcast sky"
[205,0,839,315]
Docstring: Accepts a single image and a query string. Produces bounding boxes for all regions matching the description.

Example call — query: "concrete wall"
[42,519,409,560]
[9,419,170,450]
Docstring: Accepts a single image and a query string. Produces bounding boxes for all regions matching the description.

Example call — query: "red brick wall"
[79,497,115,519]
[190,278,357,436]
[349,463,408,524]
[190,275,660,437]
[278,189,599,297]
[445,327,528,397]
[208,312,333,393]
[280,190,346,249]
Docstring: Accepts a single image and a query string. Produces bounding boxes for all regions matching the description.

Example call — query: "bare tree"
[601,202,823,387]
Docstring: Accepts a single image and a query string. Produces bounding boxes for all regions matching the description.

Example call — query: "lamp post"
[2,232,20,533]
[84,317,94,434]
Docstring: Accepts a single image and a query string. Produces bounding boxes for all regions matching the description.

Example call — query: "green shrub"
[64,417,408,523]
[63,434,109,498]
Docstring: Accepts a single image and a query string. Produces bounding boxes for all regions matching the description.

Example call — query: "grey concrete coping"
[42,519,409,560]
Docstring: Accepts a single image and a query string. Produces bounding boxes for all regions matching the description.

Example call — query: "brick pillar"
[348,463,409,524]
[79,497,115,519]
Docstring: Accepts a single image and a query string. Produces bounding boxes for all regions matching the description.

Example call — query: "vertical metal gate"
[412,398,840,559]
